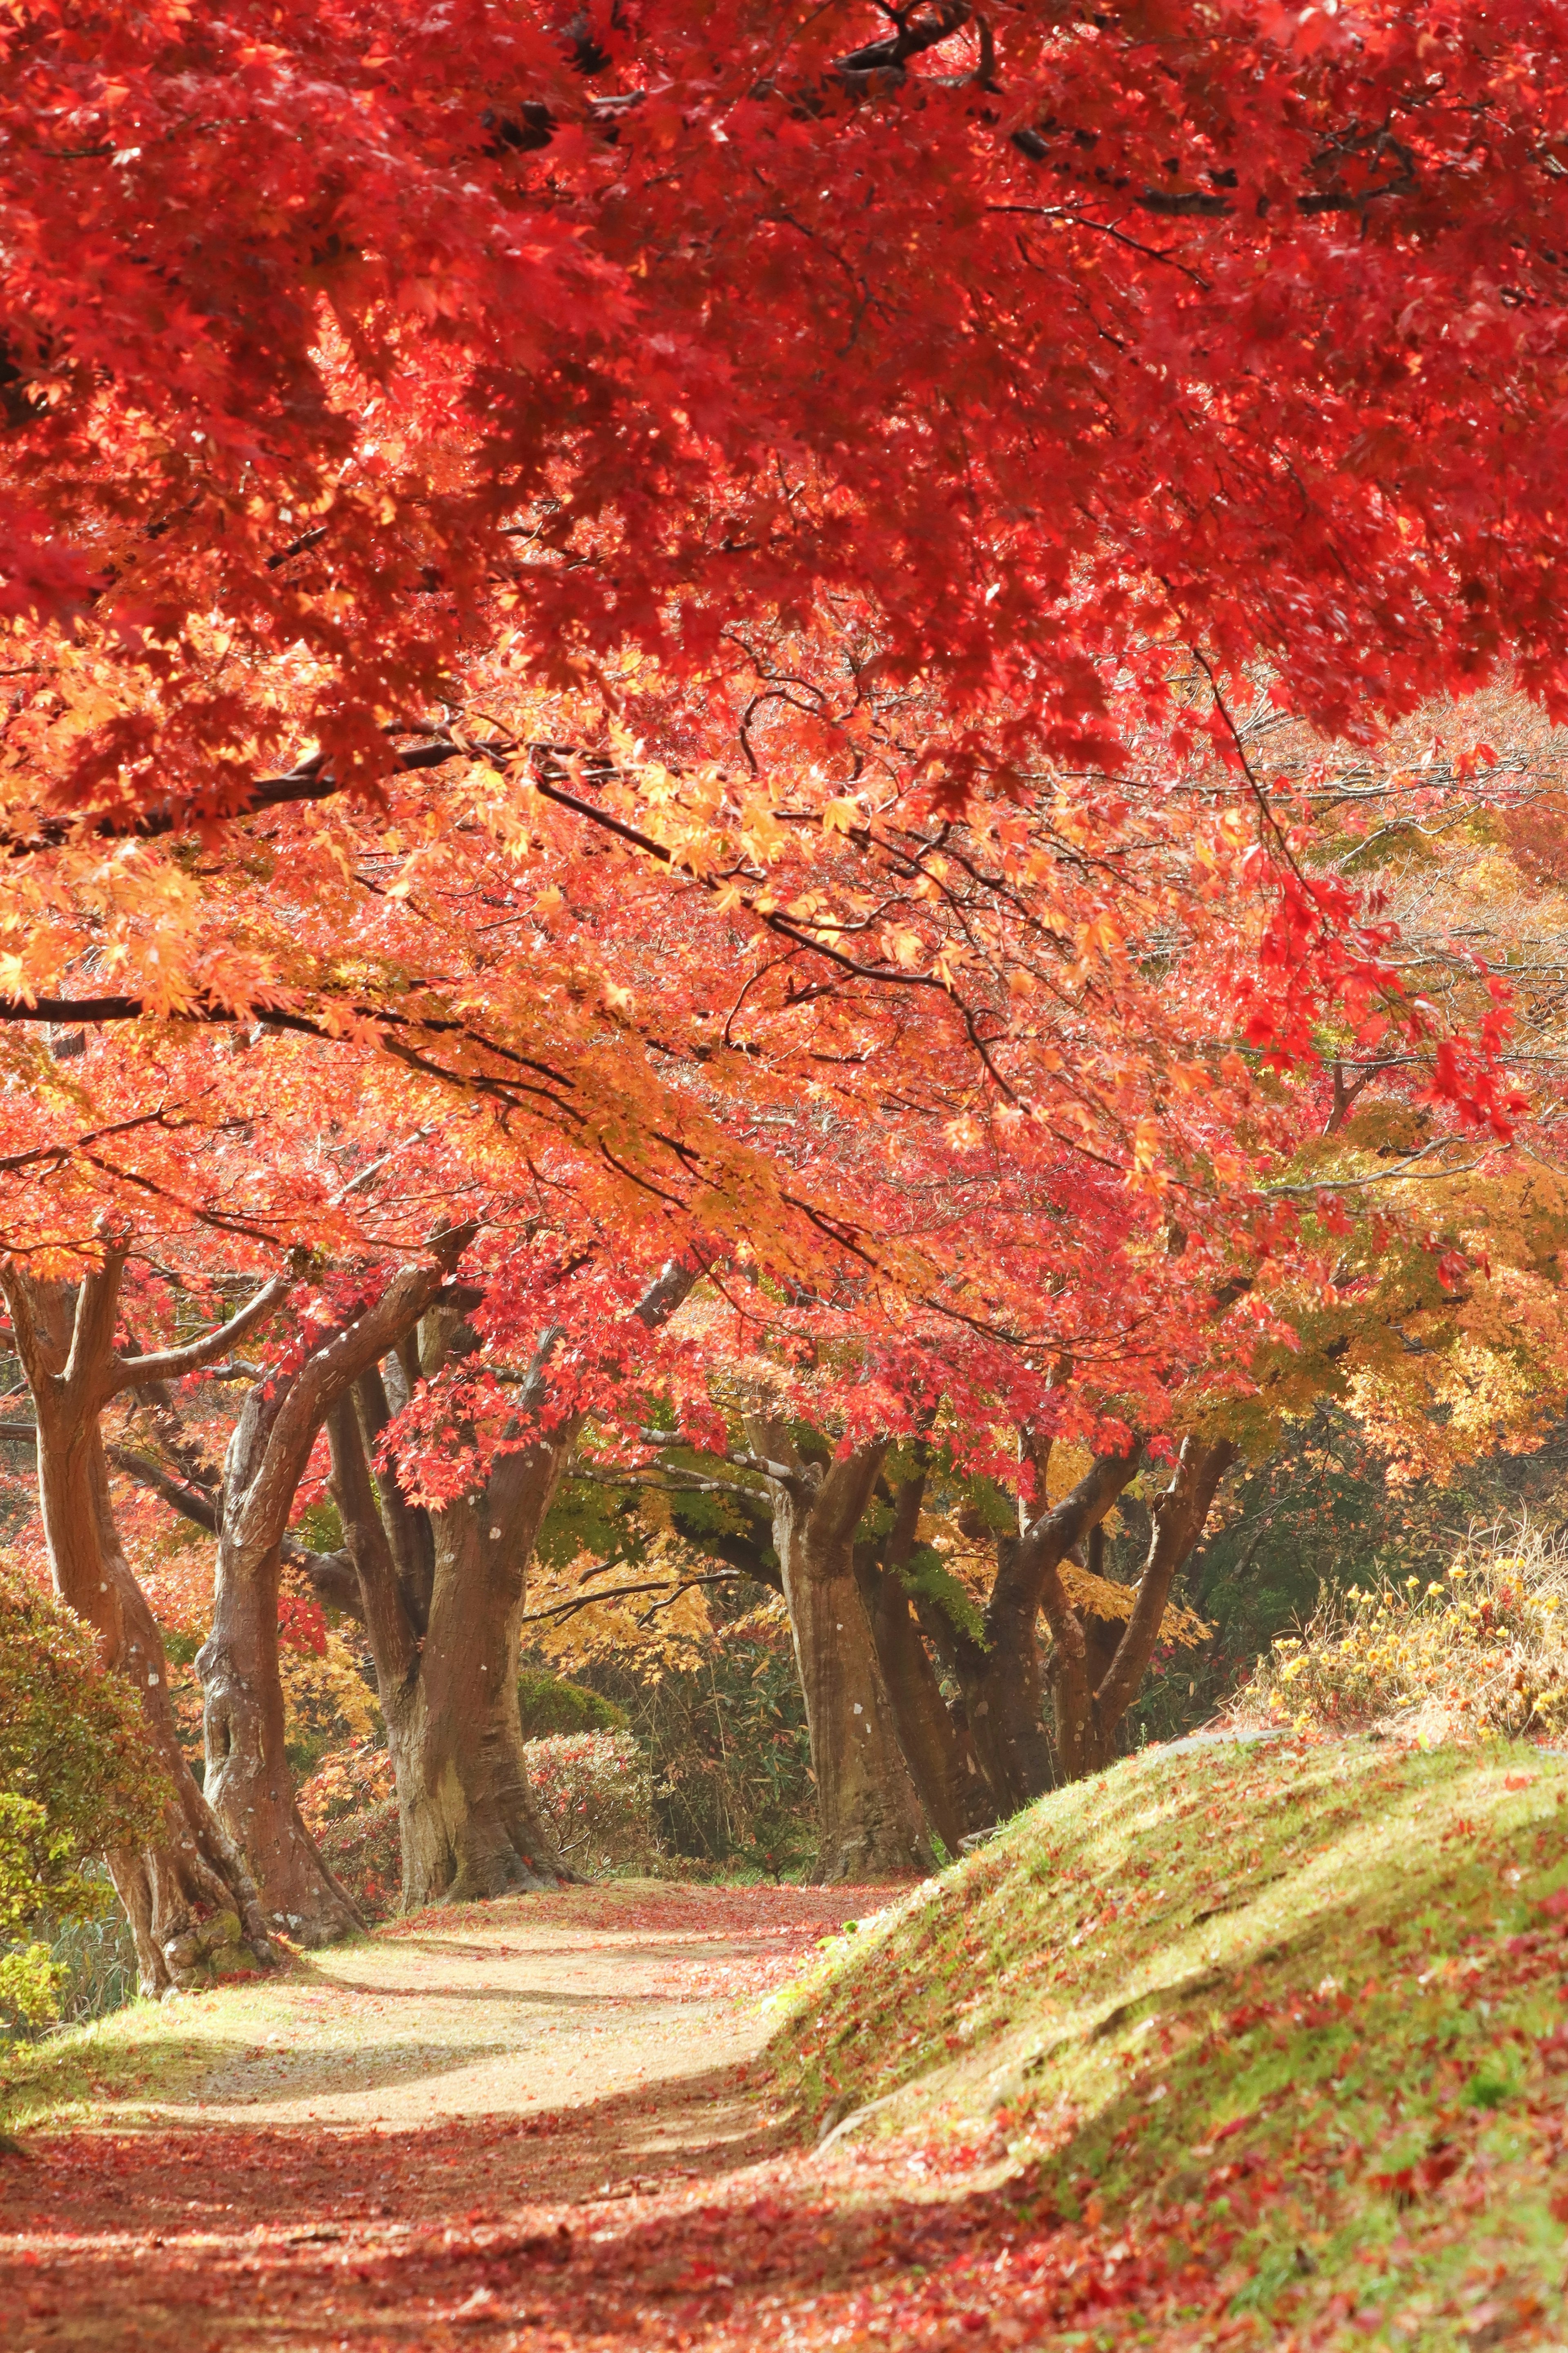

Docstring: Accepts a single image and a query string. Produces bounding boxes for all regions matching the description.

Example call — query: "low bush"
[1230,1519,1568,1742]
[566,1605,818,1874]
[297,1741,398,1920]
[525,1730,658,1874]
[298,1737,396,1833]
[0,1563,170,2034]
[316,1800,401,1922]
[32,1878,140,2026]
[516,1668,627,1742]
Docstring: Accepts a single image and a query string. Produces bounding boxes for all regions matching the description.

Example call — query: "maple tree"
[0,1249,286,1988]
[3,673,1546,1920]
[3,0,1568,1953]
[198,1238,479,1945]
[0,0,1559,1216]
[4,0,1568,830]
[322,1247,696,1914]
[506,690,1568,1860]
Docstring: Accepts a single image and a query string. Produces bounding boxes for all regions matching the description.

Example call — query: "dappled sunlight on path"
[7,1881,1036,2351]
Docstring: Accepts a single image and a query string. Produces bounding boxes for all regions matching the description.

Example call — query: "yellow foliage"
[525,1532,732,1682]
[281,1635,380,1752]
[1044,1442,1120,1535]
[1060,1561,1209,1648]
[1231,1522,1568,1743]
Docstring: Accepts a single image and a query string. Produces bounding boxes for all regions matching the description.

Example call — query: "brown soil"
[4,1880,982,2353]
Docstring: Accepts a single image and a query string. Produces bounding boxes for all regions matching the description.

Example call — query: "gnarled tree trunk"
[855,1463,993,1854]
[0,1253,285,1995]
[330,1374,579,1907]
[749,1423,933,1882]
[935,1435,1235,1804]
[329,1260,695,1908]
[200,1236,471,1945]
[1044,1435,1236,1780]
[938,1440,1144,1815]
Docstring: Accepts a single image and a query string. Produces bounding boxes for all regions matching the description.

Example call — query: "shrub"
[516,1668,627,1741]
[1230,1520,1568,1743]
[560,1605,818,1873]
[524,1730,658,1874]
[297,1741,399,1920]
[33,1878,140,2026]
[297,1737,396,1833]
[0,1563,171,2034]
[316,1799,401,1922]
[281,1631,381,1779]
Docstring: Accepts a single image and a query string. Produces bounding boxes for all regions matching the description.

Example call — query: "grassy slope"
[769,1734,1568,2346]
[0,1950,360,2132]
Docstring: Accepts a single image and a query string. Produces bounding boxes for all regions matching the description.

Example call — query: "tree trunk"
[328,1260,695,1908]
[402,1448,578,1901]
[0,1260,280,1995]
[860,1568,990,1853]
[200,1237,472,1943]
[855,1468,993,1853]
[198,1526,359,1947]
[752,1425,933,1882]
[1048,1436,1236,1779]
[941,1440,1145,1816]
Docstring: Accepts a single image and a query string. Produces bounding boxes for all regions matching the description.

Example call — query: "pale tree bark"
[329,1260,696,1908]
[746,1420,934,1882]
[0,1249,287,1994]
[199,1235,472,1945]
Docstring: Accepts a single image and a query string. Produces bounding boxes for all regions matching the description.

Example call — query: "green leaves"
[0,1563,170,2032]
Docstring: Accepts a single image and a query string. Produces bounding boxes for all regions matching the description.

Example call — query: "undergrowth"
[1231,1520,1568,1742]
[768,1734,1568,2347]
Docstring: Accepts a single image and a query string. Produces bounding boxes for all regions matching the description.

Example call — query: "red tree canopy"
[3,0,1567,833]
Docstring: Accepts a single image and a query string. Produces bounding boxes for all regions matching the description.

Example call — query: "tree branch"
[326,1395,414,1672]
[519,1571,746,1626]
[107,1272,293,1394]
[1092,1437,1236,1731]
[107,1445,218,1534]
[1002,1440,1143,1656]
[65,1241,129,1405]
[234,1228,477,1555]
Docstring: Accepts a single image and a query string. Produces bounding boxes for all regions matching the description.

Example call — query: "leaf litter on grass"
[5,1740,1568,2349]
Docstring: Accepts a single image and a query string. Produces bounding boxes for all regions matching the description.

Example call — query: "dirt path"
[5,1881,1025,2352]
[149,1882,873,2136]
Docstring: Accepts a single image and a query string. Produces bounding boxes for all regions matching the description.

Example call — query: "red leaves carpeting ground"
[0,1878,1225,2353]
[2,2103,1209,2353]
[2,1882,1089,2353]
[8,1845,1568,2349]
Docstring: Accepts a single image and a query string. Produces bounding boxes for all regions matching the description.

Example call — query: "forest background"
[5,0,1568,2022]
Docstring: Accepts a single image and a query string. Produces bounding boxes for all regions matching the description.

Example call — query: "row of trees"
[2,684,1564,1984]
[3,4,1568,1985]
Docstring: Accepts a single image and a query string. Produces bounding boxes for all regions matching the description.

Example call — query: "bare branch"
[107,1272,293,1394]
[107,1446,220,1535]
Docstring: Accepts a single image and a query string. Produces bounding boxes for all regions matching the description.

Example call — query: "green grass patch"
[768,1734,1568,2344]
[0,1946,364,2133]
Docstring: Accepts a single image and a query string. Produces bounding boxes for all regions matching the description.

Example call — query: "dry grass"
[1229,1519,1568,1743]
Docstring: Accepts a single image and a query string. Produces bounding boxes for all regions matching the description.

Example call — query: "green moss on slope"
[769,1735,1568,2344]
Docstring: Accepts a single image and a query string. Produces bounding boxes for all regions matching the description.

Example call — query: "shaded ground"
[10,1741,1568,2350]
[6,1880,1002,2351]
